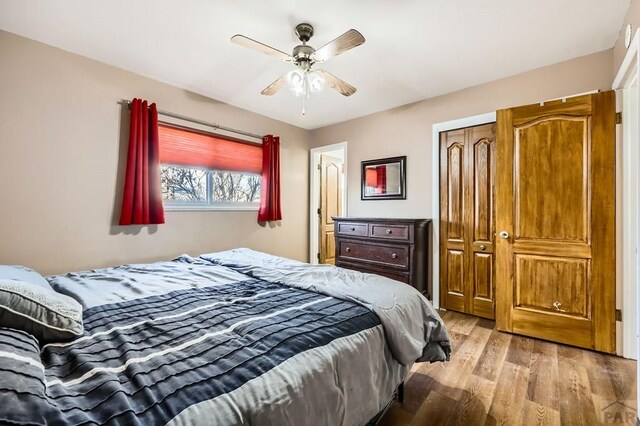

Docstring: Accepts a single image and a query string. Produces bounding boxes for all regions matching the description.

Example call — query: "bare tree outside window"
[210,171,261,202]
[161,166,207,202]
[161,165,261,205]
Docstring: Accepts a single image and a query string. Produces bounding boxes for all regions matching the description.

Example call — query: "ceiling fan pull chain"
[302,87,307,115]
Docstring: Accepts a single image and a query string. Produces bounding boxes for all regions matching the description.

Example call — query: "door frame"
[432,113,496,308]
[613,28,640,361]
[309,142,348,265]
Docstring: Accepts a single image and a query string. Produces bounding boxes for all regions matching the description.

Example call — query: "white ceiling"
[0,0,630,129]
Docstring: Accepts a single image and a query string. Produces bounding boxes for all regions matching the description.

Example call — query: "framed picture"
[361,156,406,200]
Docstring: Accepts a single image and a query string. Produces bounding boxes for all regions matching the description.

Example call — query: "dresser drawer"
[338,262,410,284]
[336,222,368,237]
[338,241,409,269]
[369,223,410,241]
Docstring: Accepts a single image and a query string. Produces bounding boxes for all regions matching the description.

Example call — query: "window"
[158,124,262,210]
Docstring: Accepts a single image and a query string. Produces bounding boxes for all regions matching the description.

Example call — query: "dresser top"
[332,217,431,224]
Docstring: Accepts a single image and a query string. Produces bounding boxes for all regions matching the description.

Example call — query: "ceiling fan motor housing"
[295,23,314,43]
[293,45,315,70]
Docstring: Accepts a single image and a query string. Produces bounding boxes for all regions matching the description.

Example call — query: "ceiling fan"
[231,23,365,102]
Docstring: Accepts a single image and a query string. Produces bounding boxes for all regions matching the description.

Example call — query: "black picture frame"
[361,156,406,200]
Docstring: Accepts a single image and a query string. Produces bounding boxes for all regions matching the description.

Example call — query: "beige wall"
[614,0,640,74]
[0,27,620,276]
[310,49,614,219]
[0,30,310,274]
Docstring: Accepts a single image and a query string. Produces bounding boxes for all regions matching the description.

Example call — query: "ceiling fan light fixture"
[288,70,324,98]
[288,70,305,96]
[308,72,324,93]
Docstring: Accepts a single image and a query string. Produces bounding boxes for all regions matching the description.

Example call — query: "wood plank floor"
[380,311,637,425]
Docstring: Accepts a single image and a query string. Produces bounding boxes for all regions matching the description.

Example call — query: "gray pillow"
[0,265,51,290]
[0,279,83,343]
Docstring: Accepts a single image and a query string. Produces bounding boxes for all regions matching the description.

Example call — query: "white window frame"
[161,164,261,212]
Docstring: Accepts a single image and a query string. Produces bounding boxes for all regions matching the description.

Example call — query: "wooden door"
[496,91,616,353]
[319,154,343,264]
[440,123,496,319]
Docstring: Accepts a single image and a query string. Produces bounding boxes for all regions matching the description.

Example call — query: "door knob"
[479,245,486,251]
[499,231,510,239]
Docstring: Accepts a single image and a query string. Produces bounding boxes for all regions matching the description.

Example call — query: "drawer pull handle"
[479,245,486,251]
[351,227,356,231]
[385,229,392,235]
[345,247,351,253]
[391,253,398,259]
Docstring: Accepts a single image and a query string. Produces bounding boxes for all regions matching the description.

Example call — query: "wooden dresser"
[332,217,431,298]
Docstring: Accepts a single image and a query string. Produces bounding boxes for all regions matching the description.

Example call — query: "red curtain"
[258,135,282,222]
[376,165,387,194]
[119,98,165,225]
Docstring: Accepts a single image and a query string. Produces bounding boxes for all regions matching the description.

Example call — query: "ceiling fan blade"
[261,73,290,96]
[315,70,357,96]
[231,34,292,61]
[312,29,365,63]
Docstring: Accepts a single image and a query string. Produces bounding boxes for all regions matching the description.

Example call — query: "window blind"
[158,124,262,174]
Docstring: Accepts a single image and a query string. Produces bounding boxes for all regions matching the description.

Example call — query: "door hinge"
[616,112,622,124]
[317,208,321,215]
[616,309,622,322]
[317,164,321,170]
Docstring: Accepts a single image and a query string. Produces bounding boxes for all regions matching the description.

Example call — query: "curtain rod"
[119,100,263,140]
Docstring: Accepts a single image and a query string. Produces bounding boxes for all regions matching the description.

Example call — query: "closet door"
[496,92,615,352]
[440,123,496,319]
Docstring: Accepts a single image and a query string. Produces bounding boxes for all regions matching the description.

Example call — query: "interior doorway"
[309,143,347,265]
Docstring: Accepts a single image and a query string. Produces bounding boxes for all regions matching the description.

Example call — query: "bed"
[0,248,450,425]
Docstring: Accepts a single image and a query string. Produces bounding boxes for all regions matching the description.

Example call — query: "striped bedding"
[0,249,450,425]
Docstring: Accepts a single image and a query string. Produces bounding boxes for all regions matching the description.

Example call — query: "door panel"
[440,123,496,319]
[474,253,493,300]
[447,250,465,294]
[319,154,343,264]
[496,91,615,353]
[514,254,590,318]
[473,138,493,242]
[514,116,590,242]
[447,142,465,240]
[445,250,465,312]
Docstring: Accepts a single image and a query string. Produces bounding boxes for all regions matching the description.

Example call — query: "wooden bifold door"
[440,123,496,319]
